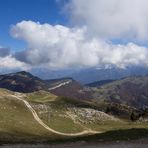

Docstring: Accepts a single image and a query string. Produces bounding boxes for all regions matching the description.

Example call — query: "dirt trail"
[10,94,100,137]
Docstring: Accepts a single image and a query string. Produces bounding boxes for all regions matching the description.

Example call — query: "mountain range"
[29,66,148,84]
[0,71,148,143]
[0,71,93,100]
[0,71,148,114]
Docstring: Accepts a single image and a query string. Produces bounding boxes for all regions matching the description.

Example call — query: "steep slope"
[93,76,148,109]
[46,78,93,100]
[0,71,46,93]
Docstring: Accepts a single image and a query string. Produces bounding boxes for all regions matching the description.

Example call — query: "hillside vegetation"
[25,90,148,134]
[0,89,60,143]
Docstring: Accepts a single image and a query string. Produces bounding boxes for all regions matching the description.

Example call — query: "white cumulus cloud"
[10,20,148,69]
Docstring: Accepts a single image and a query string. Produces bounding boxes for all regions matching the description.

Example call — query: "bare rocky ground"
[0,138,148,148]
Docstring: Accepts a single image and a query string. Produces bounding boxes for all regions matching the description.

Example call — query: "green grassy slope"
[0,89,60,143]
[26,92,85,133]
[26,91,148,133]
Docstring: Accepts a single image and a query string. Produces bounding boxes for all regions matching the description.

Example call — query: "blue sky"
[0,0,67,51]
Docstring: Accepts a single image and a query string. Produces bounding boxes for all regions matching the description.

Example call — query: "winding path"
[9,94,100,137]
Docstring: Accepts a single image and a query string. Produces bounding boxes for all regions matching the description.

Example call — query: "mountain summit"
[0,71,46,93]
